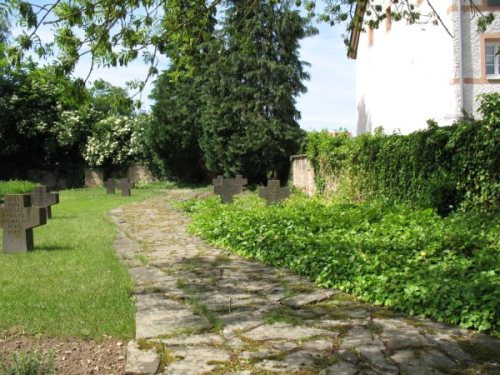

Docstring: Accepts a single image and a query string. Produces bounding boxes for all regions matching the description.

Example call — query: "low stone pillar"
[290,155,316,196]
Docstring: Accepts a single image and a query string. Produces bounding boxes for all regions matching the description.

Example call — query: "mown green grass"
[0,187,162,339]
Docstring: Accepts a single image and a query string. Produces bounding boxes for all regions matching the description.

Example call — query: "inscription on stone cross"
[213,175,248,203]
[104,178,116,194]
[31,185,59,219]
[0,194,47,253]
[119,178,133,197]
[259,180,290,205]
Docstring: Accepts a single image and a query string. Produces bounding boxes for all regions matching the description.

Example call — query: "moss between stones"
[176,277,223,332]
[264,307,306,326]
[137,339,176,372]
[457,339,500,363]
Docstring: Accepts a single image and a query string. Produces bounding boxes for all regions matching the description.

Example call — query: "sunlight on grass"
[0,187,162,339]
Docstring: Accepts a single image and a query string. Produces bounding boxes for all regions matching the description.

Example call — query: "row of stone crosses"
[0,178,135,254]
[104,178,133,196]
[103,175,290,204]
[0,176,286,254]
[0,186,59,254]
[213,175,290,204]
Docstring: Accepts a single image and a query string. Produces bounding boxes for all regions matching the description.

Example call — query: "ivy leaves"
[184,194,500,336]
[305,94,500,214]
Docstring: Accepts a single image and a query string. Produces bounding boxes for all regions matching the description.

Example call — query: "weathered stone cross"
[258,179,290,205]
[213,175,248,203]
[31,185,59,219]
[0,194,47,253]
[104,178,116,194]
[119,178,133,197]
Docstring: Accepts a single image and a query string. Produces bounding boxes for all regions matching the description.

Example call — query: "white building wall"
[355,0,500,135]
[356,1,457,135]
[451,2,500,117]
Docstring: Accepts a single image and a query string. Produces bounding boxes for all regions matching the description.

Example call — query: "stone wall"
[127,163,155,185]
[27,169,70,190]
[290,155,316,196]
[84,164,155,187]
[84,168,104,187]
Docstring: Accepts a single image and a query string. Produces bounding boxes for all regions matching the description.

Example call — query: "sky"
[295,22,356,133]
[13,5,357,134]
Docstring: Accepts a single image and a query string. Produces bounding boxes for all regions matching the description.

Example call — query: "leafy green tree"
[88,79,135,119]
[199,0,313,183]
[0,55,139,182]
[0,63,87,182]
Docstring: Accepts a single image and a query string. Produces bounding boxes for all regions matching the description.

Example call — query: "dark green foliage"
[88,79,134,120]
[148,72,207,182]
[146,0,214,182]
[0,180,36,198]
[306,94,500,214]
[148,0,312,184]
[0,64,87,184]
[199,0,311,183]
[182,194,500,336]
[0,59,139,184]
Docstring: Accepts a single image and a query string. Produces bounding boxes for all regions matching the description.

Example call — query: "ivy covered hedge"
[181,194,500,336]
[306,93,499,214]
[0,180,36,199]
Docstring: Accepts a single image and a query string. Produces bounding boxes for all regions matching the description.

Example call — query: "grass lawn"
[0,187,162,340]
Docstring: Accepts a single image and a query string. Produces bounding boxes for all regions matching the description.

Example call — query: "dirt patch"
[0,334,126,374]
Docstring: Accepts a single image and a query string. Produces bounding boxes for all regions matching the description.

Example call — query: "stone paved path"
[109,190,500,375]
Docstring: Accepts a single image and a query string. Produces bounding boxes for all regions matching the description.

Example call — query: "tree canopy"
[2,0,493,79]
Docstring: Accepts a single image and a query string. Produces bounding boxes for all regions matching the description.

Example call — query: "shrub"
[305,93,500,214]
[183,194,500,336]
[0,349,55,375]
[82,114,147,169]
[0,180,36,199]
[134,181,176,190]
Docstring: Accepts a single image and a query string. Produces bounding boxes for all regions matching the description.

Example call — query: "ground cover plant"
[0,187,161,339]
[181,194,500,336]
[0,349,55,375]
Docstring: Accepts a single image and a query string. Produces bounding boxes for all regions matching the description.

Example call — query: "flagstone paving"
[109,190,500,375]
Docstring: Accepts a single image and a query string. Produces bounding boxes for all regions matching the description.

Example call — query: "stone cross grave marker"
[31,185,59,219]
[104,178,116,194]
[213,175,248,203]
[0,194,47,253]
[119,178,133,197]
[259,180,290,205]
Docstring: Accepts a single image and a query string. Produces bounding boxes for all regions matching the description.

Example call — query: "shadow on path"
[110,189,500,375]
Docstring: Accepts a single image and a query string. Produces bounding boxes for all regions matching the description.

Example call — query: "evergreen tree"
[147,0,215,182]
[148,70,208,182]
[200,0,315,183]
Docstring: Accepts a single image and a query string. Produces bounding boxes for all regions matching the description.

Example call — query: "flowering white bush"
[52,109,86,147]
[83,114,146,167]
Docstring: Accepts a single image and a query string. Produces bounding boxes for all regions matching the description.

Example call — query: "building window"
[486,0,500,7]
[485,42,500,78]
